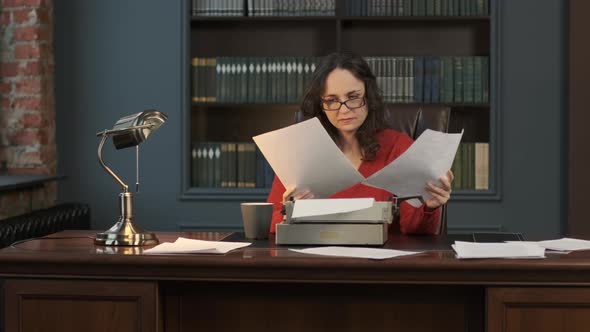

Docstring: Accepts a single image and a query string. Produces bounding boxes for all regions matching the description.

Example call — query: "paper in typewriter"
[253,118,463,205]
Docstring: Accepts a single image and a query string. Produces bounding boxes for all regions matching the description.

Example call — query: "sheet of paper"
[536,238,590,251]
[452,241,545,259]
[363,129,463,207]
[253,118,364,198]
[291,198,375,219]
[143,237,251,254]
[289,246,422,260]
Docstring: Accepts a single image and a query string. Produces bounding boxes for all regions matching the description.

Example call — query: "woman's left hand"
[424,170,454,210]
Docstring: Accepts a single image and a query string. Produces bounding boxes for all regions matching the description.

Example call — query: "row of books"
[366,56,489,104]
[192,56,488,104]
[450,142,489,190]
[191,140,489,191]
[191,0,336,16]
[344,0,489,16]
[192,57,319,103]
[191,0,488,17]
[191,142,275,188]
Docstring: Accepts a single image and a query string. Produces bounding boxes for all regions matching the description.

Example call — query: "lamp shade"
[111,110,168,150]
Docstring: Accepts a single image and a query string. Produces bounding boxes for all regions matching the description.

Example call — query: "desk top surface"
[1,230,589,285]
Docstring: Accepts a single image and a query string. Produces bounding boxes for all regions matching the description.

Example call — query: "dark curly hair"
[301,52,387,161]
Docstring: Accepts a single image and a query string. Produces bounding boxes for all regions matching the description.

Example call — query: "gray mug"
[240,203,273,239]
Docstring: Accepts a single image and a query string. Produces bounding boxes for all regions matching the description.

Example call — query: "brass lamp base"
[95,219,159,246]
[94,192,159,246]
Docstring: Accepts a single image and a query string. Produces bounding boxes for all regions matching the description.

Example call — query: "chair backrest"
[383,103,451,140]
[383,104,450,235]
[293,104,451,235]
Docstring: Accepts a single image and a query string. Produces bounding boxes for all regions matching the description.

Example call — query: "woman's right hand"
[282,187,315,203]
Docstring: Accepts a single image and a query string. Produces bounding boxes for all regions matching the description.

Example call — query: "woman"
[266,52,453,235]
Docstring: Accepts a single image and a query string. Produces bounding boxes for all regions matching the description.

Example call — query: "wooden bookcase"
[181,0,499,201]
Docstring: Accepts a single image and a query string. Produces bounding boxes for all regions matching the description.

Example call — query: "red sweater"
[266,129,441,234]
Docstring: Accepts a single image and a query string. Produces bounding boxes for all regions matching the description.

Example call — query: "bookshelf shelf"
[190,16,489,22]
[340,16,489,21]
[182,0,498,201]
[191,16,337,22]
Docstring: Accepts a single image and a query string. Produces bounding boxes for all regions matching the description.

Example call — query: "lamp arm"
[98,133,129,192]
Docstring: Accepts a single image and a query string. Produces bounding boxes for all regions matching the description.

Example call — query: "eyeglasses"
[321,97,366,112]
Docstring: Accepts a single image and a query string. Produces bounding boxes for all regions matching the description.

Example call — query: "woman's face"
[321,68,368,136]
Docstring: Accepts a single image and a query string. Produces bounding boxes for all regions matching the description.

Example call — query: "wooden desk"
[2,231,590,332]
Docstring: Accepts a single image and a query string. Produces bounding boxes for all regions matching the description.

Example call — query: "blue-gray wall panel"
[55,0,565,239]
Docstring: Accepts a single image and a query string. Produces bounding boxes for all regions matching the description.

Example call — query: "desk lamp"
[95,110,167,246]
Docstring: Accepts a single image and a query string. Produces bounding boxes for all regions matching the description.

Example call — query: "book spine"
[453,56,463,103]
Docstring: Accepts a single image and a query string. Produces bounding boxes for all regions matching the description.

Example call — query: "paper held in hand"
[252,118,463,206]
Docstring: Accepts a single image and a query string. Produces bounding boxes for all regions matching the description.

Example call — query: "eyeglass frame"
[320,96,366,112]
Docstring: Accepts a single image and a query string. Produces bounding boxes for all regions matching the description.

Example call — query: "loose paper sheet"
[253,118,462,206]
[291,198,375,219]
[253,118,364,198]
[535,238,590,252]
[143,237,251,254]
[452,241,546,259]
[363,129,463,207]
[289,246,422,260]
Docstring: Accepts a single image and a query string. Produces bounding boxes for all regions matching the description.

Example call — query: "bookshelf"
[181,0,498,201]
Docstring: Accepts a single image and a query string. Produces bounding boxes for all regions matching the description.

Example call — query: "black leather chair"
[294,104,451,234]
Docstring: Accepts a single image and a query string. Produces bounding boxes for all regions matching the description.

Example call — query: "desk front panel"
[164,282,483,332]
[2,231,590,332]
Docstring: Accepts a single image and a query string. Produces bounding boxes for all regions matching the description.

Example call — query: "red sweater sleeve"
[266,176,286,234]
[384,132,441,235]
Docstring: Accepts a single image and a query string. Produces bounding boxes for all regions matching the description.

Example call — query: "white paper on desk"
[452,241,545,259]
[291,198,375,219]
[253,118,364,198]
[536,238,590,252]
[363,129,463,207]
[143,237,251,254]
[289,246,422,260]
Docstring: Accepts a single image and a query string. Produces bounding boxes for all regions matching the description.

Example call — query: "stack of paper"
[143,237,251,254]
[289,246,422,260]
[452,241,545,259]
[536,238,590,252]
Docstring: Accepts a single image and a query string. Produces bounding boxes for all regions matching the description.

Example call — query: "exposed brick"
[31,183,54,210]
[0,190,31,219]
[0,147,12,163]
[6,129,41,145]
[2,0,43,8]
[40,142,55,156]
[13,96,42,110]
[16,79,41,94]
[1,96,10,110]
[20,112,43,128]
[15,44,40,59]
[0,82,12,95]
[4,166,49,175]
[13,9,35,24]
[14,26,40,42]
[0,12,11,25]
[15,151,41,165]
[0,62,19,77]
[37,8,49,23]
[1,0,56,217]
[19,61,43,76]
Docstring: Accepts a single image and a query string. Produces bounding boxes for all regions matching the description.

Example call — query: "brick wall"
[0,0,56,219]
